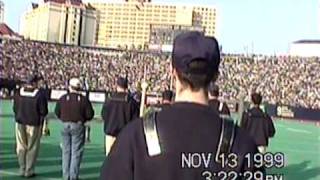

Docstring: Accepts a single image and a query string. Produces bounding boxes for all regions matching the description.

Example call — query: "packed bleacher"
[1,39,319,109]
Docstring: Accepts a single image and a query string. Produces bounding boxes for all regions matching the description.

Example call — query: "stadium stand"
[0,39,319,109]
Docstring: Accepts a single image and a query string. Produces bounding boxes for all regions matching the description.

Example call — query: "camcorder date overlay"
[216,153,239,168]
[201,170,284,180]
[181,152,286,180]
[181,153,240,169]
[244,152,285,169]
[216,152,285,169]
[181,153,216,169]
[181,152,285,169]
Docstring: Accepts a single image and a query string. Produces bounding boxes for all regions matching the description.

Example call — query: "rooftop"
[0,23,20,37]
[293,40,320,44]
[44,0,82,6]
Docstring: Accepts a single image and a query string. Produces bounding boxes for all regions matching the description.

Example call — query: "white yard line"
[286,128,312,134]
[0,170,60,180]
[275,148,319,155]
[276,124,286,127]
[0,170,17,176]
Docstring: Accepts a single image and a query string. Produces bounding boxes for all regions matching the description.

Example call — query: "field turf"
[0,100,319,180]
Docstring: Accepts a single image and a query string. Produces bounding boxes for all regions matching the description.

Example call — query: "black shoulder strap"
[143,111,162,156]
[215,116,236,164]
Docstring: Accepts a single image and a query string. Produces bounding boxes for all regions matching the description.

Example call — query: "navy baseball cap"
[172,31,220,76]
[117,77,128,89]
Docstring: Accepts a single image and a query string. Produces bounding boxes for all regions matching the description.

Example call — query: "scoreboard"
[149,24,205,52]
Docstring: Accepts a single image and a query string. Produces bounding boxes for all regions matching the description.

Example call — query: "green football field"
[0,100,319,180]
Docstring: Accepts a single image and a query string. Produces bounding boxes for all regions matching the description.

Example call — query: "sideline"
[286,127,312,134]
[0,170,60,180]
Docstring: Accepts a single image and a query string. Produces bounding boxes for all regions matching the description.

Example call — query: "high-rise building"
[0,0,4,23]
[91,0,217,50]
[319,0,320,34]
[20,0,97,46]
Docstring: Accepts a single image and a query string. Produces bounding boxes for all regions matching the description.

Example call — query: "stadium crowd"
[218,55,320,109]
[1,39,319,109]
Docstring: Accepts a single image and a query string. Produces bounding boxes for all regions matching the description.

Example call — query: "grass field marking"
[286,127,312,134]
[0,170,60,180]
[272,148,320,155]
[0,170,18,176]
[273,138,317,146]
[276,124,286,128]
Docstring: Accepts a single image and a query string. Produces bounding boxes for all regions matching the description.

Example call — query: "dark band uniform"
[14,87,48,126]
[55,92,94,123]
[209,99,231,116]
[102,92,139,156]
[101,92,139,137]
[240,107,276,147]
[100,103,262,180]
[13,86,48,177]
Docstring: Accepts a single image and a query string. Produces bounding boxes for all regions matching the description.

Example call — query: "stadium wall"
[1,89,319,122]
[49,90,320,122]
[265,104,320,122]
